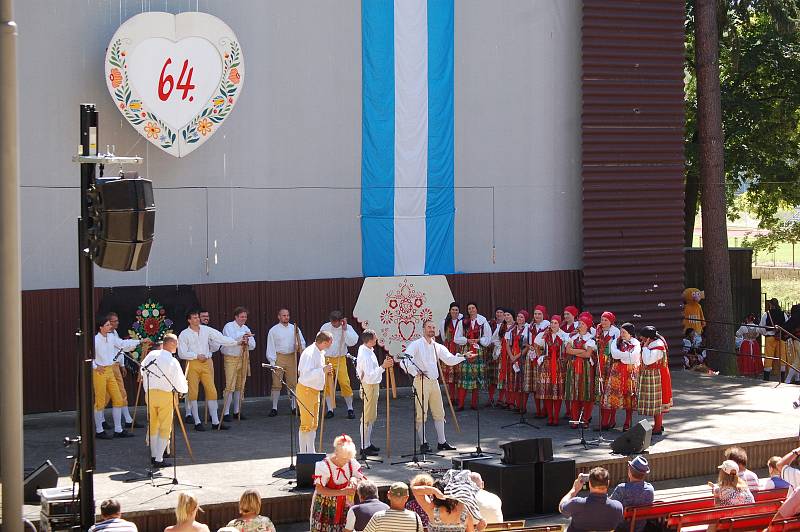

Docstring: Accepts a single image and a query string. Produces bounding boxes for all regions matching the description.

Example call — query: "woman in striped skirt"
[492,309,514,408]
[524,305,550,418]
[440,302,463,400]
[533,315,570,426]
[504,310,529,413]
[565,315,597,427]
[604,322,640,431]
[486,306,505,407]
[637,326,672,435]
[594,311,620,430]
[454,303,492,411]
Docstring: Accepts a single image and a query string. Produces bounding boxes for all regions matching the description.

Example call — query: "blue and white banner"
[361,0,455,277]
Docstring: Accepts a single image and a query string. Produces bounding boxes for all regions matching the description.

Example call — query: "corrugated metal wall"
[581,0,686,351]
[23,270,581,413]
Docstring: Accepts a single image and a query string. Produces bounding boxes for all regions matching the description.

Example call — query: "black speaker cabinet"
[92,238,153,272]
[500,438,553,464]
[24,460,59,503]
[611,419,653,455]
[296,453,325,489]
[469,459,536,519]
[535,458,576,514]
[451,455,493,470]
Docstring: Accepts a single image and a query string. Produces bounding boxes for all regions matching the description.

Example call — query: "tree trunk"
[684,165,700,247]
[695,0,737,375]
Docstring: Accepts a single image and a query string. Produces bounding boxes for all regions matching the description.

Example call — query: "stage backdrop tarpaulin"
[353,275,454,357]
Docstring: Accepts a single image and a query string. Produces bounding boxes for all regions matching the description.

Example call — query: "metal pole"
[0,0,24,529]
[77,103,98,528]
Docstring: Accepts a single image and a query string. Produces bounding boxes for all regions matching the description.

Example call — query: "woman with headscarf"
[565,314,597,427]
[524,305,550,419]
[504,310,529,413]
[310,434,365,532]
[454,303,492,411]
[604,322,640,431]
[440,302,463,400]
[533,315,570,426]
[735,314,763,378]
[491,309,514,409]
[594,311,620,430]
[562,306,579,335]
[486,307,505,407]
[637,326,671,435]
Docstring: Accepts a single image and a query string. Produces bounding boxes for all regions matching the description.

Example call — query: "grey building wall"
[17,0,581,290]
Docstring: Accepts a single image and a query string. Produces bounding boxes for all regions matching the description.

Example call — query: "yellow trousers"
[324,356,353,400]
[111,364,129,404]
[361,383,380,424]
[413,376,445,423]
[297,382,320,432]
[186,359,218,401]
[223,355,247,396]
[765,336,788,370]
[271,352,299,391]
[147,389,174,439]
[93,365,124,410]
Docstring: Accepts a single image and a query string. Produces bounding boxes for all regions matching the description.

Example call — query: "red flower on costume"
[144,317,160,335]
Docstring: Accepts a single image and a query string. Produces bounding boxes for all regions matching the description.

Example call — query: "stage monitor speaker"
[451,456,493,470]
[500,438,553,465]
[611,419,653,455]
[535,458,576,514]
[24,460,59,504]
[468,459,536,519]
[296,453,325,489]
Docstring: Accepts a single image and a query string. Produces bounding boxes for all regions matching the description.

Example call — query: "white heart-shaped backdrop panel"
[105,12,244,158]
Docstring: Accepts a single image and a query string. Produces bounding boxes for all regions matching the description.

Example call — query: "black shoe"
[151,459,170,469]
[347,409,355,419]
[185,414,193,423]
[114,430,134,438]
[782,371,787,383]
[222,414,233,422]
[194,423,205,432]
[163,449,172,458]
[764,371,770,381]
[291,408,297,416]
[366,444,381,453]
[652,428,664,436]
[420,442,432,454]
[438,442,457,451]
[96,431,112,440]
[362,447,379,456]
[325,410,334,419]
[212,423,230,431]
[236,413,247,420]
[124,421,142,429]
[102,421,110,430]
[268,409,278,417]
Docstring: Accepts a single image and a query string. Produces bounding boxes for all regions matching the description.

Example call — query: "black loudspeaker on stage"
[500,438,553,465]
[296,453,325,489]
[611,419,653,455]
[469,459,536,520]
[24,460,59,503]
[535,458,576,514]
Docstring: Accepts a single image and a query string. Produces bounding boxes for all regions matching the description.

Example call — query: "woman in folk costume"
[486,307,505,407]
[310,434,365,532]
[504,311,530,413]
[637,326,672,435]
[594,311,620,430]
[604,322,640,431]
[565,315,597,427]
[562,306,579,334]
[782,305,800,384]
[440,302,463,399]
[735,314,763,378]
[524,305,550,419]
[454,303,492,411]
[533,315,570,426]
[491,309,514,408]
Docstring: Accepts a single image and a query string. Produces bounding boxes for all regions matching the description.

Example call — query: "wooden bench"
[768,515,800,531]
[666,500,783,530]
[716,511,777,531]
[485,521,527,531]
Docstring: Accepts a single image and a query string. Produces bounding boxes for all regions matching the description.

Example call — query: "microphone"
[143,358,158,370]
[344,353,357,362]
[262,363,284,371]
[392,352,413,360]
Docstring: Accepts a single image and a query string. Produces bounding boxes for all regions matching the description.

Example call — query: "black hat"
[640,326,658,340]
[620,322,636,337]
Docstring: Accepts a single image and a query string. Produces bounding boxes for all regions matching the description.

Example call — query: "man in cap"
[610,456,655,532]
[344,480,388,532]
[363,482,423,532]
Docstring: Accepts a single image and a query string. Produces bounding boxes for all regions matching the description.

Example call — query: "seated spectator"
[223,489,276,532]
[610,456,655,532]
[710,460,755,506]
[774,486,800,520]
[363,482,423,532]
[724,446,760,491]
[412,478,476,532]
[776,444,800,488]
[406,473,434,531]
[559,467,624,532]
[468,472,503,524]
[89,499,138,531]
[165,492,209,532]
[762,456,791,491]
[345,480,389,532]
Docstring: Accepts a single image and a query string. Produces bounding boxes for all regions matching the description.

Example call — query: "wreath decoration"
[127,299,174,361]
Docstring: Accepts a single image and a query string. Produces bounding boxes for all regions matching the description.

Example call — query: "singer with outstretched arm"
[399,320,466,453]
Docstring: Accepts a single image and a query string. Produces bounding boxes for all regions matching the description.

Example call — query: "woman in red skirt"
[524,305,550,419]
[605,322,640,431]
[504,310,529,413]
[533,315,570,425]
[735,314,763,378]
[439,302,463,398]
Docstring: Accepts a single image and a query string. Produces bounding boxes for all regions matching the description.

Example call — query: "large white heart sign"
[105,12,244,157]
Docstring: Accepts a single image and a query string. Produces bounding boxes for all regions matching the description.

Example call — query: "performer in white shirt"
[221,307,256,422]
[106,312,143,429]
[297,331,334,453]
[319,310,359,419]
[140,334,188,467]
[94,317,149,439]
[265,308,306,416]
[400,320,465,453]
[637,326,671,435]
[595,311,621,430]
[199,309,211,326]
[605,322,641,431]
[178,309,239,431]
[355,329,393,455]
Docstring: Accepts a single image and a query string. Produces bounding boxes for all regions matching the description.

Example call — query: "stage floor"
[17,371,800,526]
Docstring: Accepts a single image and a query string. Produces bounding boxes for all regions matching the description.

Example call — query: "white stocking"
[271,390,280,409]
[233,391,241,414]
[434,419,447,444]
[190,401,201,423]
[94,410,105,433]
[208,400,220,424]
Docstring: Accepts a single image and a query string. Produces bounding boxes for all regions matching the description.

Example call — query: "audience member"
[165,492,209,532]
[774,487,800,520]
[468,472,503,524]
[762,456,791,490]
[88,499,138,532]
[406,473,434,531]
[345,480,389,532]
[223,489,276,532]
[412,480,475,532]
[776,444,800,488]
[559,467,624,532]
[610,456,655,532]
[724,446,760,491]
[710,460,754,506]
[363,482,423,532]
[311,434,365,532]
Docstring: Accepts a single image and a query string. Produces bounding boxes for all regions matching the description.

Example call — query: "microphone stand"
[120,352,158,484]
[587,343,612,446]
[393,354,439,467]
[564,407,597,450]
